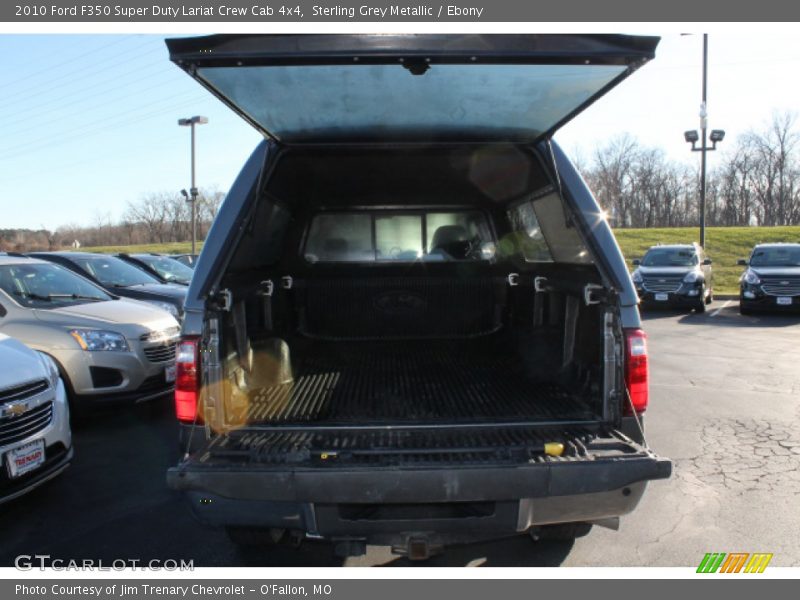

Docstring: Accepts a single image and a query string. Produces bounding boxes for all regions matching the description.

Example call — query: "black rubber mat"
[245,340,597,424]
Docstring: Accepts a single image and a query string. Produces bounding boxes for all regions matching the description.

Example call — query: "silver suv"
[0,255,180,412]
[1,333,72,505]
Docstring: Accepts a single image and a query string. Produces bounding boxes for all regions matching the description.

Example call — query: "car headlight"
[36,352,60,387]
[743,270,761,285]
[69,329,130,352]
[683,271,702,283]
[631,270,643,283]
[145,300,180,319]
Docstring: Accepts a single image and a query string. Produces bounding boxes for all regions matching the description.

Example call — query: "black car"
[631,243,713,312]
[116,253,194,286]
[28,252,186,321]
[738,243,800,314]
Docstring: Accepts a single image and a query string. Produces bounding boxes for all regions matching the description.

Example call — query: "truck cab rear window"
[304,211,492,263]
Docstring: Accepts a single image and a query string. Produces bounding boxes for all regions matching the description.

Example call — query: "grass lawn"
[615,226,800,295]
[80,242,202,255]
[80,226,800,295]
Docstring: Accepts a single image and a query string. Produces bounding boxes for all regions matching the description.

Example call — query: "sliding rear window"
[304,211,493,263]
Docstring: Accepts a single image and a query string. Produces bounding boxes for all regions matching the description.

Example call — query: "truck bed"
[239,338,599,424]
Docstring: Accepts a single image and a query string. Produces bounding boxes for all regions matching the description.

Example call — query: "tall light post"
[178,115,208,255]
[683,35,724,248]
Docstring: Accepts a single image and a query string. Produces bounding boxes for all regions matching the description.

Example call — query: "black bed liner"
[242,338,599,424]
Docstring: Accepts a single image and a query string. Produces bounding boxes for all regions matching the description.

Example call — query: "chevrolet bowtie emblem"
[2,401,28,418]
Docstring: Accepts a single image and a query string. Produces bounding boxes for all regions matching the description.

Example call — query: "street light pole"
[699,34,708,248]
[178,116,208,256]
[189,122,197,256]
[684,35,724,249]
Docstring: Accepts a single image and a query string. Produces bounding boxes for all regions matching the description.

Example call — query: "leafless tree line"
[579,112,800,228]
[4,114,800,252]
[0,187,225,251]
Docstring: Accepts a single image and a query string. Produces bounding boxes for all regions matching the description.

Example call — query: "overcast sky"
[2,31,799,230]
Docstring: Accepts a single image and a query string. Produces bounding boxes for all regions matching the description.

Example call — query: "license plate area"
[655,292,669,301]
[777,296,792,306]
[165,364,176,382]
[5,438,46,479]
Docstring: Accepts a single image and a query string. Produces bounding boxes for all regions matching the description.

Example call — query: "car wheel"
[530,522,593,542]
[739,302,753,315]
[694,299,706,313]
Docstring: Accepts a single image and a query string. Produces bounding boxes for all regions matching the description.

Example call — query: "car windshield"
[172,255,196,268]
[74,256,161,287]
[135,256,193,285]
[641,248,698,267]
[0,263,111,308]
[749,246,800,267]
[304,211,493,263]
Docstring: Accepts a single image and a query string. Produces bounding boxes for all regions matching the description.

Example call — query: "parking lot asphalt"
[2,299,799,567]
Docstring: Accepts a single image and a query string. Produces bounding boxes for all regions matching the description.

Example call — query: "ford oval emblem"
[374,291,427,316]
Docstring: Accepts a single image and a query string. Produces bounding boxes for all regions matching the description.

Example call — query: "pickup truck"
[165,34,672,559]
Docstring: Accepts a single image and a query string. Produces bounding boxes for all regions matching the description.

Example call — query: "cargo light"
[624,329,648,414]
[175,336,201,423]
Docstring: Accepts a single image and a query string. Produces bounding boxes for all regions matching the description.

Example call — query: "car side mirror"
[702,258,712,265]
[632,259,641,266]
[737,259,748,266]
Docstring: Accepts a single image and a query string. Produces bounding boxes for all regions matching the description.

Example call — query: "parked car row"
[0,251,193,504]
[631,242,800,314]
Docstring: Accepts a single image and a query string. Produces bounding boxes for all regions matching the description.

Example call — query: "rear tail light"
[175,336,201,423]
[624,328,648,414]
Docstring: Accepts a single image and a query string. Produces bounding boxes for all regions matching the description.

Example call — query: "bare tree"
[123,193,170,243]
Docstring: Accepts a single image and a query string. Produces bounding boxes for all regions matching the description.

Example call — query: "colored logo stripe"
[744,553,773,573]
[697,552,773,573]
[720,553,749,573]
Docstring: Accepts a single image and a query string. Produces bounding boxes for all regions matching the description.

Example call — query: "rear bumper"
[167,452,671,541]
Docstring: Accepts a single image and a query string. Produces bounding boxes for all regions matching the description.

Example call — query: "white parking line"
[710,300,732,317]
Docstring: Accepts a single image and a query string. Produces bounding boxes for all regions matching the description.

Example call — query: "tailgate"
[168,426,671,503]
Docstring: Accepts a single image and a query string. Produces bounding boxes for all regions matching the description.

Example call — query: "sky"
[2,31,800,231]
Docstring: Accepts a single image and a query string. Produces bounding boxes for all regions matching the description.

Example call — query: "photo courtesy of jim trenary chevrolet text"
[1,0,799,594]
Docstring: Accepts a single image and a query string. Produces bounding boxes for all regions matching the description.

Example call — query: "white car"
[0,333,72,505]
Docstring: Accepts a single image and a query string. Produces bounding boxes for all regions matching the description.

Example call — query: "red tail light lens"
[175,337,201,423]
[624,328,648,414]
